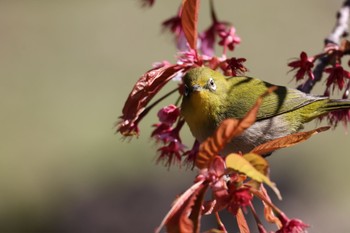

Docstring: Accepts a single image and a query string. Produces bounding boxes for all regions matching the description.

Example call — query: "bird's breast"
[181,92,221,142]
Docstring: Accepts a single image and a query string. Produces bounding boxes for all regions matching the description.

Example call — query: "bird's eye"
[208,78,216,91]
[184,84,190,96]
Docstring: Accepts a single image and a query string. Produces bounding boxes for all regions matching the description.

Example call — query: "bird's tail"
[322,99,350,113]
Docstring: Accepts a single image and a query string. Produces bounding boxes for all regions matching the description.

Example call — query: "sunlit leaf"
[226,153,281,199]
[117,64,185,136]
[236,208,250,233]
[244,153,269,176]
[196,87,277,169]
[250,126,330,156]
[244,153,269,191]
[181,0,200,50]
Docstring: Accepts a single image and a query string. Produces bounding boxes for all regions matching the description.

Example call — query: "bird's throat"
[182,91,221,142]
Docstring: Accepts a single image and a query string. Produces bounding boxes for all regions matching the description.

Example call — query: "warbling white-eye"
[181,67,350,153]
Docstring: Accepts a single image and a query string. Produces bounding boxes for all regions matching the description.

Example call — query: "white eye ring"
[208,78,216,91]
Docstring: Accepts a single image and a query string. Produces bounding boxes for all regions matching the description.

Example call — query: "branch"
[297,55,329,93]
[326,0,350,45]
[298,0,350,93]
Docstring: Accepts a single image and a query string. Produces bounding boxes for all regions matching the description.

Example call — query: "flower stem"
[215,212,228,233]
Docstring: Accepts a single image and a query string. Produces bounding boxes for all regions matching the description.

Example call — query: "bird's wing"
[224,76,326,120]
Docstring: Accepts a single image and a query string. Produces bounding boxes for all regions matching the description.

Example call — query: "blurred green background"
[1,0,350,232]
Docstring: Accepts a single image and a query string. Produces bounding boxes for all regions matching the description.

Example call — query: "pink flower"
[227,186,252,215]
[153,118,186,168]
[288,51,314,81]
[199,21,228,56]
[324,64,350,92]
[151,123,172,142]
[162,15,182,35]
[152,105,182,144]
[218,26,241,52]
[276,218,308,233]
[199,27,216,57]
[183,140,200,168]
[157,105,180,125]
[199,156,253,216]
[275,212,308,233]
[162,13,188,51]
[177,48,201,66]
[327,109,350,128]
[157,139,185,167]
[221,57,248,76]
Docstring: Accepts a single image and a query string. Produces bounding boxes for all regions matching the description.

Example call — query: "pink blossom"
[153,119,186,168]
[151,123,172,142]
[324,64,350,92]
[288,51,314,81]
[327,109,350,128]
[162,15,182,35]
[218,26,241,52]
[157,139,185,167]
[162,13,188,50]
[199,21,228,56]
[276,218,308,233]
[221,57,248,76]
[177,48,201,66]
[227,186,252,215]
[152,105,181,144]
[157,105,180,125]
[183,140,200,168]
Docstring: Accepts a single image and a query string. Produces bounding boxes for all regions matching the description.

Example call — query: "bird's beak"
[192,84,202,92]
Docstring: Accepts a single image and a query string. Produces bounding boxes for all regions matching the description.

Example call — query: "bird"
[180,66,350,154]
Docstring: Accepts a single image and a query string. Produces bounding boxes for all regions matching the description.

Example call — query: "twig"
[298,0,350,93]
[326,0,350,45]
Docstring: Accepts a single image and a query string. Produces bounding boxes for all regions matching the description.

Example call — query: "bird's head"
[182,67,228,99]
[180,67,229,139]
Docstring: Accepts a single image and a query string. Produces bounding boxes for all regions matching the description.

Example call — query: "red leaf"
[260,185,282,228]
[236,208,250,233]
[181,0,200,50]
[250,126,330,156]
[117,64,185,136]
[156,179,208,233]
[195,87,277,169]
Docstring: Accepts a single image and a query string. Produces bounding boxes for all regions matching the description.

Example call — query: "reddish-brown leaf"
[181,0,200,50]
[195,87,277,169]
[250,126,330,156]
[250,188,285,223]
[236,208,250,233]
[260,185,282,228]
[188,180,207,233]
[155,179,208,233]
[117,64,186,136]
